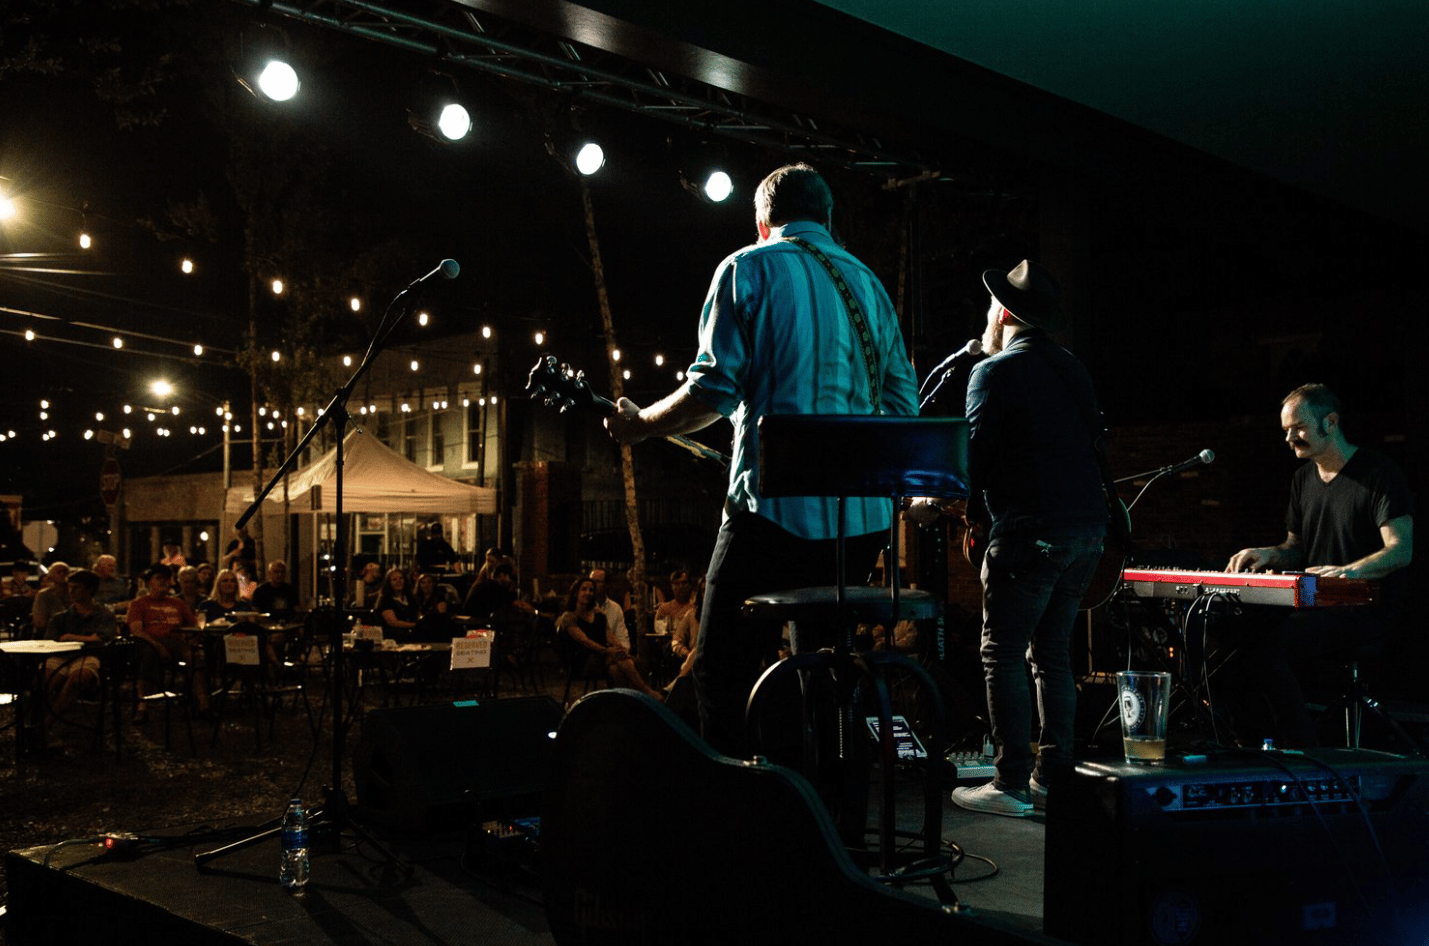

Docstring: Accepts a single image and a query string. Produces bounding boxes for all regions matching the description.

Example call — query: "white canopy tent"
[225,431,496,517]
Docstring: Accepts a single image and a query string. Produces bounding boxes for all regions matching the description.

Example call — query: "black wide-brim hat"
[982,259,1065,332]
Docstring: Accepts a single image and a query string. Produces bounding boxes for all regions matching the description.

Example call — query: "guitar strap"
[1035,340,1133,551]
[782,236,882,413]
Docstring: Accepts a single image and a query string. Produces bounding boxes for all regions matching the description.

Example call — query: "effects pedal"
[948,736,996,781]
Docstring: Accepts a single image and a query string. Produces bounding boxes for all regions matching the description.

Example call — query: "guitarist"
[944,260,1108,819]
[605,163,918,757]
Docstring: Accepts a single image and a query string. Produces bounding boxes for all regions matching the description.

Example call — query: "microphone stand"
[195,272,448,870]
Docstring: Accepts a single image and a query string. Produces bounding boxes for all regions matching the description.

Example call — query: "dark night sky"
[2,1,1425,527]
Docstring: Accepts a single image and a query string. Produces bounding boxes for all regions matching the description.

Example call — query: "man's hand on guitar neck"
[604,387,722,446]
[605,397,648,445]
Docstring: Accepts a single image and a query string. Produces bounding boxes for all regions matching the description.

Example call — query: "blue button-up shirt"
[684,221,918,540]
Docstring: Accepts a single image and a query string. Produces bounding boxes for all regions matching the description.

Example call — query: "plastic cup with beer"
[1116,669,1171,763]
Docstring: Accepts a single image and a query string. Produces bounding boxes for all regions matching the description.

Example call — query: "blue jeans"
[979,530,1102,791]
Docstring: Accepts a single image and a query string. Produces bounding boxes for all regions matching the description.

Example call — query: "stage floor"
[5,784,1054,946]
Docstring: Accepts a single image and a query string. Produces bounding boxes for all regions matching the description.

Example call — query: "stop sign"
[100,455,122,511]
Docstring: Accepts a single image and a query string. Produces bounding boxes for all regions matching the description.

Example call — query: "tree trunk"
[580,179,649,637]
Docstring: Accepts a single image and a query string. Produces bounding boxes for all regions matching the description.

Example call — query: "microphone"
[1161,449,1215,476]
[919,338,983,394]
[406,259,461,289]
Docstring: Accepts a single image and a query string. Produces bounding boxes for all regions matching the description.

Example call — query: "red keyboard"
[1122,568,1377,608]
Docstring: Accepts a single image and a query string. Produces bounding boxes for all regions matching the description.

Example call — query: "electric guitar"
[525,355,730,465]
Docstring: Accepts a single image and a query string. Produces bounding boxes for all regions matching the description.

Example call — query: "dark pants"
[692,512,883,758]
[980,530,1102,792]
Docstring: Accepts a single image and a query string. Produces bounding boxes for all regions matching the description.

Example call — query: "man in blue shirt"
[606,163,917,756]
[950,260,1106,818]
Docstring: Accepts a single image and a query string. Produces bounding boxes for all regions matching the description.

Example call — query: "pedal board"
[948,736,996,781]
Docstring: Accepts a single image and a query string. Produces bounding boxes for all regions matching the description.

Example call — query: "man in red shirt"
[127,562,209,719]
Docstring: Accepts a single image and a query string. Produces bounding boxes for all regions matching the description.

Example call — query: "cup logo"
[1119,686,1145,730]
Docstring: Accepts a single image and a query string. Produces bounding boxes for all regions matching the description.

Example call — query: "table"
[0,640,85,762]
[181,622,308,749]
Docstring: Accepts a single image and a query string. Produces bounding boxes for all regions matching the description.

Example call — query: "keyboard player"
[1220,384,1412,747]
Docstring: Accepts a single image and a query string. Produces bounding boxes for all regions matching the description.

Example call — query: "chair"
[742,414,969,885]
[209,621,312,750]
[106,637,196,758]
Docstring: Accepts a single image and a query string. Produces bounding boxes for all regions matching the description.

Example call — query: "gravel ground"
[0,660,557,945]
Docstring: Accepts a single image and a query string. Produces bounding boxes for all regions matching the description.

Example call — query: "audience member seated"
[232,560,258,601]
[657,569,702,681]
[92,555,132,612]
[588,568,631,651]
[407,571,457,642]
[474,547,504,583]
[373,567,418,638]
[127,562,210,720]
[556,576,663,700]
[198,569,244,623]
[352,560,383,611]
[173,565,205,613]
[3,560,38,600]
[160,543,187,570]
[194,561,216,598]
[250,560,299,617]
[462,560,528,623]
[415,522,459,574]
[42,568,119,739]
[31,561,72,635]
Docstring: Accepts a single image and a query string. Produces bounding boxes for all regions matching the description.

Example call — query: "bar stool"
[742,414,969,888]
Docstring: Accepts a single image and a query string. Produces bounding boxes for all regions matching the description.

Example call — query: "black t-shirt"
[251,581,298,617]
[1287,447,1413,614]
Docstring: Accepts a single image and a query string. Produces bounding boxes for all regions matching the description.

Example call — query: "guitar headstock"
[526,355,609,414]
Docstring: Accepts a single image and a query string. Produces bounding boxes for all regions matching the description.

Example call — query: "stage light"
[235,25,303,104]
[704,170,733,202]
[409,73,472,143]
[575,142,605,176]
[437,103,471,141]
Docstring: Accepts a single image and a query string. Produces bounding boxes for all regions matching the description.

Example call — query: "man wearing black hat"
[951,260,1108,818]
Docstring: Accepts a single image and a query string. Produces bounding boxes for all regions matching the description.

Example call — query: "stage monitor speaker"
[1045,748,1429,946]
[353,696,563,831]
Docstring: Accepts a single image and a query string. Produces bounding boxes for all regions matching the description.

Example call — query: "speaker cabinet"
[1045,748,1429,946]
[354,696,563,830]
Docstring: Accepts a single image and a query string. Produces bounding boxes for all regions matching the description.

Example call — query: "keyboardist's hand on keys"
[1227,547,1274,572]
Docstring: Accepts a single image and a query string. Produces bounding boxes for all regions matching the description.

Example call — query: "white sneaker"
[951,781,1033,818]
[1030,777,1048,811]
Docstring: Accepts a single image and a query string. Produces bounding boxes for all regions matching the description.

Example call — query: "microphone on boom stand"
[919,338,984,411]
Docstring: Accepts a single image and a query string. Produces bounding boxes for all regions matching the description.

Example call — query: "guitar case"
[541,688,1037,945]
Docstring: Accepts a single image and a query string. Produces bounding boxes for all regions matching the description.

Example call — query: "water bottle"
[278,798,310,890]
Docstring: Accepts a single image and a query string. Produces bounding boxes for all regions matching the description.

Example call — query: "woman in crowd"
[556,576,663,700]
[373,567,418,636]
[198,569,244,624]
[195,561,216,598]
[414,572,455,620]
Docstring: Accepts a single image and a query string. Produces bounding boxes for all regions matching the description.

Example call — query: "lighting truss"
[225,0,946,181]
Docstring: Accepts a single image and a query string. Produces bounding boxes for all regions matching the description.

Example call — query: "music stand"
[195,261,458,869]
